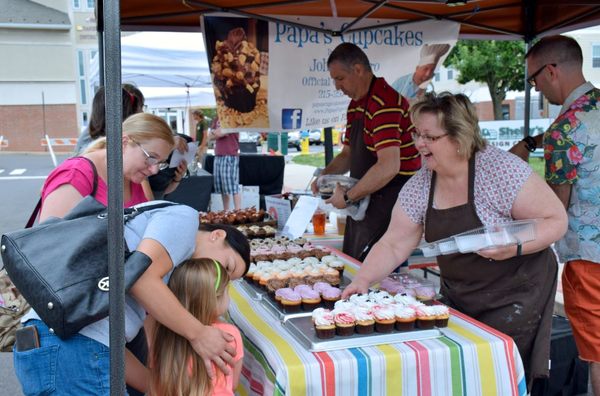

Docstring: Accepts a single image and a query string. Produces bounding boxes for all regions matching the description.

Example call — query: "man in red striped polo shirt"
[312,42,421,260]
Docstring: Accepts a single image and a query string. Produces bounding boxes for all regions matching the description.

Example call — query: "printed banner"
[203,16,459,132]
[480,119,552,152]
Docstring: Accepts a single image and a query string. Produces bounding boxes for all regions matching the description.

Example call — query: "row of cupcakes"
[251,243,331,262]
[312,299,450,339]
[200,207,266,225]
[249,236,308,248]
[237,225,278,239]
[246,256,345,290]
[273,282,342,312]
[250,255,345,274]
[379,276,437,301]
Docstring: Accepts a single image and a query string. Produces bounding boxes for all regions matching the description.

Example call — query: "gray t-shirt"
[23,202,199,346]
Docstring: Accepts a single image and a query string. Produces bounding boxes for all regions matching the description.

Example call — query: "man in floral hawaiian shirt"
[512,35,600,394]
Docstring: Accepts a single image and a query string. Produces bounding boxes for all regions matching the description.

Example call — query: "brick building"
[0,0,96,152]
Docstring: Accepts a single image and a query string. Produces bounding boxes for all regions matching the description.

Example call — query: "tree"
[443,40,525,120]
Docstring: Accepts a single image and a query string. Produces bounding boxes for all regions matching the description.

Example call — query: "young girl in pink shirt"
[150,258,244,396]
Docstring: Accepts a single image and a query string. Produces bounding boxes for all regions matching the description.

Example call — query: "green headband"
[213,259,222,292]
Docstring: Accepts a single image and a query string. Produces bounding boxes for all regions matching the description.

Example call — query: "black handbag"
[0,196,176,338]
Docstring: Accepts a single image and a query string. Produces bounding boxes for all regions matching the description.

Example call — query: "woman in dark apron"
[342,92,568,387]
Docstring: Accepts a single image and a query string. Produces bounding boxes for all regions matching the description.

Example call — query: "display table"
[229,248,526,396]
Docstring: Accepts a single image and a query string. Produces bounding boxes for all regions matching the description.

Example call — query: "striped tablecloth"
[230,250,526,396]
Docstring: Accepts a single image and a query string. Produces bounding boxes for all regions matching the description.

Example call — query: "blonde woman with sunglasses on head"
[39,112,174,221]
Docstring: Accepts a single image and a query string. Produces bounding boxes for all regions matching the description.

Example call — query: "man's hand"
[174,136,188,153]
[508,141,531,162]
[311,178,319,195]
[189,324,236,377]
[325,183,347,209]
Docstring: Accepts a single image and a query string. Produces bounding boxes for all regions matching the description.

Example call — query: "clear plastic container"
[453,219,538,254]
[417,237,458,257]
[316,175,358,199]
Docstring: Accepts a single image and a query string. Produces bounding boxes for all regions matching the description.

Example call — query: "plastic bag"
[319,194,370,221]
[316,175,370,221]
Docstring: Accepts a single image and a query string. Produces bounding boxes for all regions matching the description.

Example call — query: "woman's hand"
[173,160,187,182]
[476,243,521,261]
[189,325,236,377]
[341,277,370,299]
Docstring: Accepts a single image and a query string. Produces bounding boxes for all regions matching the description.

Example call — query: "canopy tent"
[95,3,600,391]
[90,31,215,108]
[116,1,600,40]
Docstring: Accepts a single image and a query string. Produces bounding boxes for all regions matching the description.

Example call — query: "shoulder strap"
[25,199,41,228]
[123,202,180,223]
[77,156,99,197]
[25,156,99,229]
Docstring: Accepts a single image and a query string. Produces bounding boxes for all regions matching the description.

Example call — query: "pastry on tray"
[312,308,335,339]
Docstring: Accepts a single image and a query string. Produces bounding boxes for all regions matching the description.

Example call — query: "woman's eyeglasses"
[411,132,448,144]
[131,139,169,170]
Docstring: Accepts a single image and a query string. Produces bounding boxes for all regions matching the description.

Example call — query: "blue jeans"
[13,320,112,396]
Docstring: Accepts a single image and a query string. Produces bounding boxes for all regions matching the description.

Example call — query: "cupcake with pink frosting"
[279,289,302,313]
[372,305,396,333]
[415,286,436,301]
[379,278,397,291]
[332,309,356,336]
[353,306,375,334]
[293,284,313,295]
[415,306,437,329]
[312,282,333,294]
[321,287,342,309]
[300,288,322,311]
[394,306,416,331]
[274,287,293,308]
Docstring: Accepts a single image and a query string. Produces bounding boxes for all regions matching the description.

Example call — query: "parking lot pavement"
[1,352,22,396]
[282,162,318,192]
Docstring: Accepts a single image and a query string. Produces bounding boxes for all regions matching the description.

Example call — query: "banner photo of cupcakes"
[204,16,270,129]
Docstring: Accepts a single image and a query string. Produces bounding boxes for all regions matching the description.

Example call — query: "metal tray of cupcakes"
[283,315,442,352]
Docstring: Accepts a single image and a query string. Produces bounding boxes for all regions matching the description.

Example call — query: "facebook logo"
[282,109,302,129]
